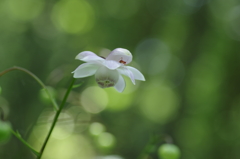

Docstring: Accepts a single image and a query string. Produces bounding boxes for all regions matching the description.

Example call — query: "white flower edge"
[72,48,145,92]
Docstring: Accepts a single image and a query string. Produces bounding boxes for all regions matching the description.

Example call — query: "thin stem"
[37,77,76,159]
[11,130,40,157]
[0,66,59,111]
[137,134,163,159]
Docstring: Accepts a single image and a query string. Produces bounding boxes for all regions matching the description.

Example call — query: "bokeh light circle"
[135,38,171,75]
[33,110,75,140]
[139,83,180,124]
[104,77,138,111]
[51,0,95,34]
[228,5,240,40]
[103,0,140,19]
[97,132,115,148]
[67,106,91,133]
[89,122,105,136]
[50,112,75,139]
[6,0,44,21]
[81,86,108,114]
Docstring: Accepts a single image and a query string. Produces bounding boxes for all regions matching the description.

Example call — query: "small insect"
[119,58,126,65]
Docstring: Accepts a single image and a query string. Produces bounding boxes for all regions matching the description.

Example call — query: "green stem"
[137,134,162,159]
[37,77,76,159]
[11,130,40,157]
[0,66,59,111]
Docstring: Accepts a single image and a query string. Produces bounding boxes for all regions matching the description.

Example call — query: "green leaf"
[73,81,84,88]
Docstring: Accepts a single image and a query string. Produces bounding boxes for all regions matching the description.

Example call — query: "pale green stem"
[137,134,163,159]
[0,66,59,111]
[11,130,40,157]
[37,77,76,159]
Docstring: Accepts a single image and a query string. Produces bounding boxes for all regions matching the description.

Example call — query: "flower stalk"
[11,130,40,157]
[37,77,76,159]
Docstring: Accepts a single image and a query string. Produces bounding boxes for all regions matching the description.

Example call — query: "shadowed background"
[0,0,240,158]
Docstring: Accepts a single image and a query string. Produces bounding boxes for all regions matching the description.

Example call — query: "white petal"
[114,75,125,92]
[126,66,145,81]
[75,51,104,62]
[72,63,99,78]
[103,60,121,70]
[95,66,119,88]
[106,48,133,65]
[117,67,135,85]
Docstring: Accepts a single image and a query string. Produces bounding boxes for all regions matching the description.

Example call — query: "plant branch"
[0,66,59,111]
[37,77,76,159]
[11,130,40,157]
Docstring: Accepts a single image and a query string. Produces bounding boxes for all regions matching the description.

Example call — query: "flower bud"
[39,86,57,104]
[0,121,11,144]
[158,144,181,159]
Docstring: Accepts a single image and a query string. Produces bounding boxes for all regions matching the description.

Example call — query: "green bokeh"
[158,144,181,159]
[0,0,240,159]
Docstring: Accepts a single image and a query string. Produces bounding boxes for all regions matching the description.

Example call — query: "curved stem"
[37,77,76,159]
[11,130,40,157]
[0,66,59,111]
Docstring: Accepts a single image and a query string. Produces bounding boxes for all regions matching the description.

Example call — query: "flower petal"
[117,67,135,85]
[106,48,133,65]
[75,51,104,62]
[72,63,99,78]
[114,75,125,92]
[95,66,119,88]
[103,60,121,70]
[126,66,145,81]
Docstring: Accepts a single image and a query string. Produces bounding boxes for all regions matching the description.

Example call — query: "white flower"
[72,48,145,92]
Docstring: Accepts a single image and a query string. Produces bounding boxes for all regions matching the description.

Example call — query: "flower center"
[97,79,115,88]
[119,57,126,65]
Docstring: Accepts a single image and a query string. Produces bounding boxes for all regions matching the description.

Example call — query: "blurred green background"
[1,0,240,158]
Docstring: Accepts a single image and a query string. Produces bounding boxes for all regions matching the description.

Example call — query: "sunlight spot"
[97,132,115,148]
[95,155,124,159]
[6,0,44,21]
[42,134,95,159]
[139,82,180,124]
[89,122,105,136]
[135,38,171,75]
[81,86,108,113]
[227,5,240,41]
[104,77,138,111]
[50,113,75,139]
[51,0,95,34]
[103,0,140,19]
[67,106,91,133]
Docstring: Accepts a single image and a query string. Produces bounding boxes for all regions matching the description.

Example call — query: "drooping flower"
[72,48,145,92]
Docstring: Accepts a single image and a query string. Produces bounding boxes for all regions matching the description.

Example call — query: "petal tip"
[115,87,124,93]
